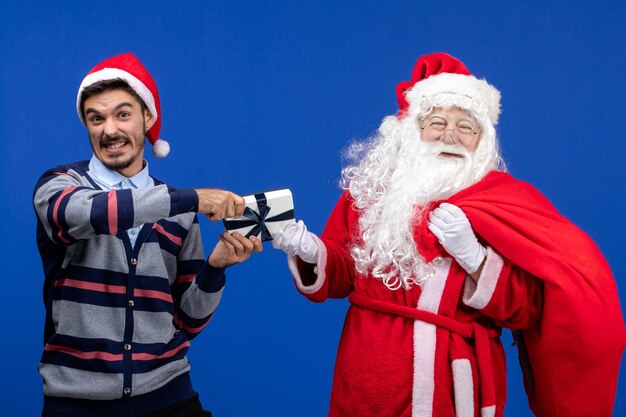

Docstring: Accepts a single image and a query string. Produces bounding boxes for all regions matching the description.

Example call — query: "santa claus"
[272,52,625,417]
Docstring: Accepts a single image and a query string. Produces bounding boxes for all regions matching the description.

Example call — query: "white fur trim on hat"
[405,72,501,125]
[152,138,170,158]
[76,68,158,124]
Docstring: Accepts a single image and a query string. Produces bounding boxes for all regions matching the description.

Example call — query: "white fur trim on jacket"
[452,358,474,417]
[462,246,503,310]
[412,257,451,417]
[405,72,501,125]
[287,234,327,294]
[481,405,496,417]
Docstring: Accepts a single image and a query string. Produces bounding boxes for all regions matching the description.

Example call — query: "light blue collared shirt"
[87,156,153,247]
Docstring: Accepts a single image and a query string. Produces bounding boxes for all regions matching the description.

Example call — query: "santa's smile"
[439,151,464,158]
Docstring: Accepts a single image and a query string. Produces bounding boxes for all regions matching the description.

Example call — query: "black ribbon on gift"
[223,192,294,241]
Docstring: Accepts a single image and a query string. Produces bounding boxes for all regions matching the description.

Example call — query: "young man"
[33,53,262,417]
[272,53,625,417]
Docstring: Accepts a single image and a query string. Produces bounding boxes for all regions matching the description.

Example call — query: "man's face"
[419,107,481,154]
[83,89,154,177]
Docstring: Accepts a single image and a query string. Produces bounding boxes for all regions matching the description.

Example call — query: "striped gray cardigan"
[34,160,224,416]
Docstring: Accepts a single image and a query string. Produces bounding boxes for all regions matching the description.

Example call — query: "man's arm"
[172,220,262,339]
[195,188,245,221]
[171,214,223,339]
[33,168,244,245]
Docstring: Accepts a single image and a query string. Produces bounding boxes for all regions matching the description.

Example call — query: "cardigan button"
[124,343,132,351]
[123,387,131,395]
[130,258,138,265]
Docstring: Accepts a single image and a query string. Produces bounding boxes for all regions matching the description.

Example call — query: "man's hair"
[79,78,147,119]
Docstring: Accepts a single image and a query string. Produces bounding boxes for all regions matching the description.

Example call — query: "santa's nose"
[440,129,458,144]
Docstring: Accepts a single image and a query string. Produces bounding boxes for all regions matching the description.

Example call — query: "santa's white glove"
[272,220,318,264]
[427,203,486,274]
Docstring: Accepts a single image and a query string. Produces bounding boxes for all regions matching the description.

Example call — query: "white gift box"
[223,189,295,242]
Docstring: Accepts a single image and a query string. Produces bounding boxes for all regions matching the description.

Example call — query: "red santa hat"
[396,52,501,126]
[76,52,170,158]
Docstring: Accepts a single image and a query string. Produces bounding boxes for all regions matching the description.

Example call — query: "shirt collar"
[88,155,151,189]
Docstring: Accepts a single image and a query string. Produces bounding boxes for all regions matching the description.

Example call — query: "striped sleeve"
[33,169,199,245]
[172,215,225,339]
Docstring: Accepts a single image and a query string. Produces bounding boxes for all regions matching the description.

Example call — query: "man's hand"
[208,232,263,268]
[428,203,486,277]
[272,220,318,264]
[195,189,245,221]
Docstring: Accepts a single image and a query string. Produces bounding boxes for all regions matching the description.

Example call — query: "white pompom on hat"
[396,52,501,126]
[76,52,170,158]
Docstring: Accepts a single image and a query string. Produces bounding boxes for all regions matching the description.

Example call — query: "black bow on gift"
[223,193,294,241]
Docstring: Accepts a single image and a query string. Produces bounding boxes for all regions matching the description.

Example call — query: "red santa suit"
[287,171,624,417]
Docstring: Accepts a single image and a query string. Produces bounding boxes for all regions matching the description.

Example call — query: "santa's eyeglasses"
[419,116,480,143]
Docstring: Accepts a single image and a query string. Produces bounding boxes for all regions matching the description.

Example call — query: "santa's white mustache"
[426,142,471,158]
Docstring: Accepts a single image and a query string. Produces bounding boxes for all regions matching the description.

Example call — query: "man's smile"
[101,137,130,153]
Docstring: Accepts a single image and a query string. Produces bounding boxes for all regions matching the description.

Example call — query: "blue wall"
[1,1,624,416]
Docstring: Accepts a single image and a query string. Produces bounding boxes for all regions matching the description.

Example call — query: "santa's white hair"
[341,94,505,290]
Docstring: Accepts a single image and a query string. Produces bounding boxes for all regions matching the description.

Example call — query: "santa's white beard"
[343,115,497,290]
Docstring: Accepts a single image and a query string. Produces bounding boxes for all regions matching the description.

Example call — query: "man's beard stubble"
[91,133,146,172]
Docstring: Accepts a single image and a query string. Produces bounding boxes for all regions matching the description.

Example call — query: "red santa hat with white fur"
[76,52,170,158]
[396,52,501,126]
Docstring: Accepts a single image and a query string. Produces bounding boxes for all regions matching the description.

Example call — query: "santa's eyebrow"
[457,116,476,124]
[427,114,477,124]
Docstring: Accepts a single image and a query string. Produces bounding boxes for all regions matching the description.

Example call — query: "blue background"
[1,1,624,416]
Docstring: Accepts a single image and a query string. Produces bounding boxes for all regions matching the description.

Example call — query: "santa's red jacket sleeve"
[288,191,358,303]
[418,171,626,417]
